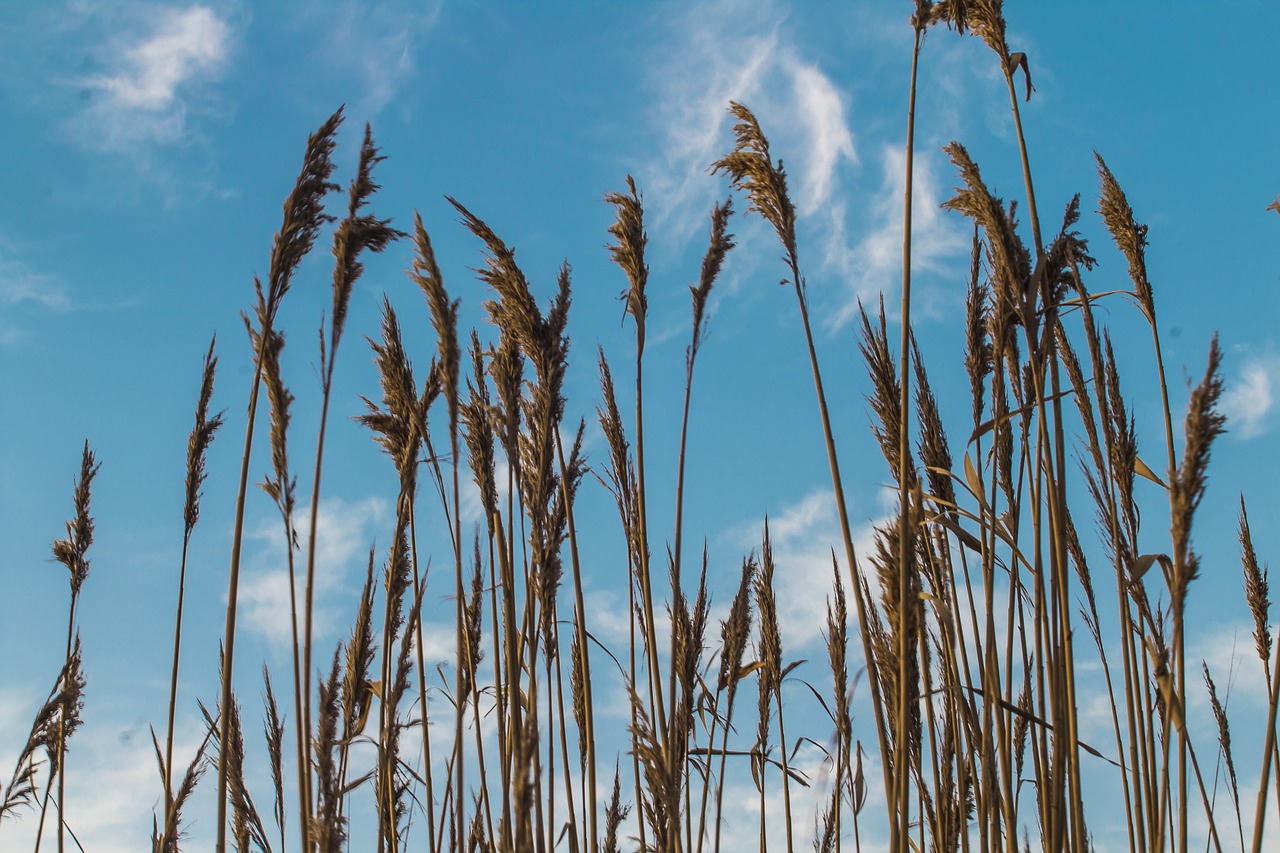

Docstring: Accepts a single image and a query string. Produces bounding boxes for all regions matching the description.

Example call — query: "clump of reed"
[3,3,1278,853]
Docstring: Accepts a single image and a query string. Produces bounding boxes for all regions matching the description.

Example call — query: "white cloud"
[823,144,968,330]
[638,0,968,332]
[78,5,231,150]
[0,711,212,853]
[641,1,856,252]
[790,62,857,217]
[241,495,390,646]
[1222,351,1279,439]
[0,259,71,311]
[724,490,883,652]
[323,1,441,116]
[0,240,74,346]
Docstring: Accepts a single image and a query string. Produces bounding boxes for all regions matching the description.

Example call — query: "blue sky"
[1,2,1278,850]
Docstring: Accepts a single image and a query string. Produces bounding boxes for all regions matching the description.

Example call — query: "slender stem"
[776,688,795,853]
[1003,69,1043,260]
[1251,632,1280,851]
[299,389,333,850]
[162,536,193,838]
[216,351,267,853]
[893,27,923,850]
[450,433,465,853]
[789,257,894,820]
[711,688,736,853]
[485,522,512,853]
[634,351,667,742]
[408,509,438,853]
[556,433,597,853]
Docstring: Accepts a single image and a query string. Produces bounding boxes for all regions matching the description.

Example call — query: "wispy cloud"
[790,63,857,217]
[638,0,967,330]
[0,240,73,346]
[1222,350,1279,439]
[724,489,883,651]
[641,1,856,250]
[321,1,442,117]
[242,495,390,646]
[824,144,968,329]
[76,5,232,151]
[0,258,70,311]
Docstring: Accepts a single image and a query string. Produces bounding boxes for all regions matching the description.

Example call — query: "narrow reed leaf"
[152,729,211,853]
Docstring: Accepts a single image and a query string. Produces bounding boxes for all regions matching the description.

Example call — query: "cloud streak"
[824,143,969,329]
[638,0,966,329]
[641,1,856,251]
[322,1,442,116]
[724,489,884,652]
[0,239,73,346]
[77,5,231,151]
[1222,350,1278,439]
[0,258,70,311]
[241,495,390,646]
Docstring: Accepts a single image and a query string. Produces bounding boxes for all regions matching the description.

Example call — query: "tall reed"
[215,108,343,853]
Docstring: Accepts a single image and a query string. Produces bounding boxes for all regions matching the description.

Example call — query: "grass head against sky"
[0,2,1278,850]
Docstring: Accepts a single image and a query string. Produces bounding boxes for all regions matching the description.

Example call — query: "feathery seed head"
[260,107,344,329]
[1095,153,1154,319]
[689,198,735,366]
[411,212,461,427]
[718,555,756,699]
[53,441,100,598]
[1240,497,1272,664]
[605,175,649,352]
[1170,335,1226,603]
[712,102,799,275]
[183,337,224,537]
[329,124,404,362]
